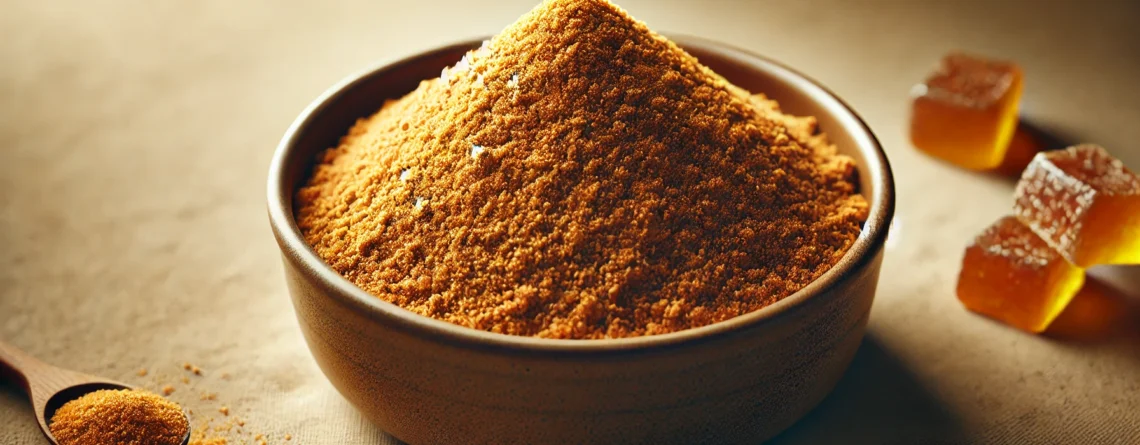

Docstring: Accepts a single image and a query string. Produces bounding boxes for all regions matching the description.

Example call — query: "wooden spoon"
[0,340,190,445]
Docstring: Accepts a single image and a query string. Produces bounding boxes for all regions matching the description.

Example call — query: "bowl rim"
[267,35,895,356]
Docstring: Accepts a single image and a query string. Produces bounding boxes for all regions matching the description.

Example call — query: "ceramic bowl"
[268,36,894,444]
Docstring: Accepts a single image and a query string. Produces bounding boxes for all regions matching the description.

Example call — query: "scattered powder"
[182,363,204,375]
[49,389,188,445]
[162,385,176,396]
[189,432,228,445]
[188,415,276,445]
[138,368,149,377]
[296,0,867,339]
[142,365,281,444]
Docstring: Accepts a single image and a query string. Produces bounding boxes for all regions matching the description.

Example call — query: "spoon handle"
[0,340,41,394]
[0,340,95,405]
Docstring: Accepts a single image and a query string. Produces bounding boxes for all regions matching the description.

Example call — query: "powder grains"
[296,0,869,339]
[49,389,189,445]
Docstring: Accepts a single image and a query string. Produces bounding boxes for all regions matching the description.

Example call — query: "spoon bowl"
[0,341,191,445]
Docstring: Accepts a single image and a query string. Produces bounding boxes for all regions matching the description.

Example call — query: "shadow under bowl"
[267,36,895,445]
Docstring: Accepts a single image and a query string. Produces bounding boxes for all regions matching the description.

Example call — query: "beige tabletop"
[2,0,1139,443]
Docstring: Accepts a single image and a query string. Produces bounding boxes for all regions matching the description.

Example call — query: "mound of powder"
[50,389,188,445]
[296,0,869,339]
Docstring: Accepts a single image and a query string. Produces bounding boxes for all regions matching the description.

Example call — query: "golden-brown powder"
[189,435,227,445]
[50,389,188,445]
[135,364,274,445]
[187,414,268,445]
[187,421,228,445]
[296,0,868,339]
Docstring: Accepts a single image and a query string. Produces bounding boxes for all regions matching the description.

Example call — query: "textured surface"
[2,0,1139,444]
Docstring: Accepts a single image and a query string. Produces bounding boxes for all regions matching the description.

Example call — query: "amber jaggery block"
[910,53,1024,170]
[956,216,1084,333]
[1014,144,1140,267]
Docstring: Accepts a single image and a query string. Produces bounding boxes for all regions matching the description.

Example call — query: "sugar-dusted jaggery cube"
[910,53,1024,170]
[956,216,1084,333]
[1014,144,1140,267]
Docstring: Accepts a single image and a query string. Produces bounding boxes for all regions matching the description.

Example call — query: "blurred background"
[2,0,1138,444]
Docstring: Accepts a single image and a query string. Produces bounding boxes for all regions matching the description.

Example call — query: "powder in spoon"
[50,389,189,445]
[296,0,869,338]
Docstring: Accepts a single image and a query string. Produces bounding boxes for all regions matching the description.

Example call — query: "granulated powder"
[296,0,868,339]
[50,389,188,445]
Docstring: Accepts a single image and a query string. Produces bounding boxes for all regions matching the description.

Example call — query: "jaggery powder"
[296,0,869,339]
[50,389,189,445]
